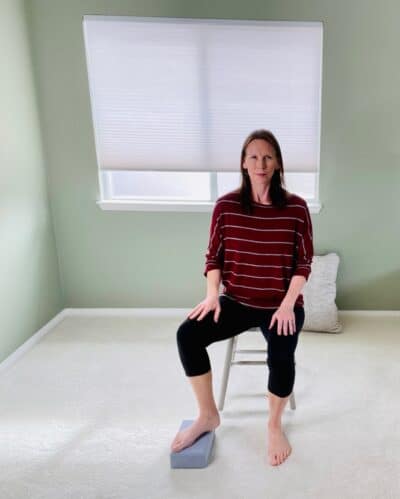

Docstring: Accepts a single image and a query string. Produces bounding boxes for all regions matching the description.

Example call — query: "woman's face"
[242,139,280,187]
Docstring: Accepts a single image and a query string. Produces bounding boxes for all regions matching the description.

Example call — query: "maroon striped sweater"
[204,190,314,309]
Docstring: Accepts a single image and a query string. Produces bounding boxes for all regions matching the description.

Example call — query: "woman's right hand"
[187,293,221,323]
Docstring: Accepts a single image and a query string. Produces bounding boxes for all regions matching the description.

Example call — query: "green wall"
[0,0,63,363]
[27,0,400,310]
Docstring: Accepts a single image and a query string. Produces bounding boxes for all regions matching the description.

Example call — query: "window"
[83,16,323,213]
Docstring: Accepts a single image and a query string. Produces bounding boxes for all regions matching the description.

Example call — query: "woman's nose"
[257,159,267,168]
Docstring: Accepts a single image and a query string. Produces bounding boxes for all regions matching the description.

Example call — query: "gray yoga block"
[170,420,215,469]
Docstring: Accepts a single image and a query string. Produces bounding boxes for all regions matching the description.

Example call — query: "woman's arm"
[269,201,314,335]
[188,269,222,322]
[203,201,224,277]
[280,275,307,308]
[206,268,222,297]
[270,275,307,335]
[292,203,314,280]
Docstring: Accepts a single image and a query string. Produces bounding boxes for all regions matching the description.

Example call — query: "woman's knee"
[176,320,194,346]
[176,318,208,350]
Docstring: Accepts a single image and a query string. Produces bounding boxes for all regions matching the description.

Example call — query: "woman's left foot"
[267,425,292,466]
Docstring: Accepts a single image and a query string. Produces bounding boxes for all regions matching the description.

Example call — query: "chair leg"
[289,391,296,410]
[218,336,236,411]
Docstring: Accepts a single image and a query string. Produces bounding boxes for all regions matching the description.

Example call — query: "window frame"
[97,171,322,213]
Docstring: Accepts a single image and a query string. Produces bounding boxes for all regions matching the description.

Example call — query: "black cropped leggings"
[176,295,305,398]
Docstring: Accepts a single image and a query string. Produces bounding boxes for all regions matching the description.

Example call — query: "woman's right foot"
[170,412,220,453]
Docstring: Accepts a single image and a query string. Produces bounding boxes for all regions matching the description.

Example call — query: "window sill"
[97,200,322,213]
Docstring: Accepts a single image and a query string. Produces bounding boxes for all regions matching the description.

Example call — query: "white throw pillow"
[301,253,342,333]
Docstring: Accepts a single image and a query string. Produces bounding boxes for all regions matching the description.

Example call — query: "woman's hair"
[233,129,290,214]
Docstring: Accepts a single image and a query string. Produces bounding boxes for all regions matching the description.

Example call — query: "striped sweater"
[204,190,314,309]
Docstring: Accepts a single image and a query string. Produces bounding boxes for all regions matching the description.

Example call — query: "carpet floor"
[0,311,399,499]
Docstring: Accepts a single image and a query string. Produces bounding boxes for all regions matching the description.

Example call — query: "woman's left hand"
[269,304,296,336]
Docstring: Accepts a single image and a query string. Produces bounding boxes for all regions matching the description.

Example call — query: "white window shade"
[83,16,322,173]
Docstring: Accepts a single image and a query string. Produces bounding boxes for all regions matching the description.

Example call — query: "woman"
[171,129,314,466]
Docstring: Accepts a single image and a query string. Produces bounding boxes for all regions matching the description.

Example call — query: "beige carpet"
[0,311,399,499]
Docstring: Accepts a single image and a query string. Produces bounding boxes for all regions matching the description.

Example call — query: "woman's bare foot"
[170,412,220,453]
[267,425,292,466]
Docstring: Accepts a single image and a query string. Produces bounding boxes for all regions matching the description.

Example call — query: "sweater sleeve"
[293,202,314,280]
[203,201,224,277]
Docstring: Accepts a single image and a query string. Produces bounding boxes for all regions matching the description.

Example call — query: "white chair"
[218,327,296,411]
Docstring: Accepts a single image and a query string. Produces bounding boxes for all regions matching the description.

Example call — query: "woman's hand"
[187,293,221,323]
[269,303,296,335]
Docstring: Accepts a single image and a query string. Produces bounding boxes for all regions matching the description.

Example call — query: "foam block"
[170,420,216,468]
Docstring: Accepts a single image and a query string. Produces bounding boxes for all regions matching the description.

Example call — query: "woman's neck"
[251,185,271,204]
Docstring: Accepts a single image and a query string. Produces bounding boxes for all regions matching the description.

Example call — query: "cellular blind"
[83,16,323,173]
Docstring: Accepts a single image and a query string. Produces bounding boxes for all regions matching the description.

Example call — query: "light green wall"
[0,0,63,363]
[28,0,400,310]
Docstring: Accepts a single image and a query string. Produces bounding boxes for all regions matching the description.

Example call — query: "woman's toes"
[171,436,181,452]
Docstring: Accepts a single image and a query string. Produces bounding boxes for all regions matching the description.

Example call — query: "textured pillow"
[301,252,342,333]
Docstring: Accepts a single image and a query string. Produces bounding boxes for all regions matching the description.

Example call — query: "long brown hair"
[234,129,290,214]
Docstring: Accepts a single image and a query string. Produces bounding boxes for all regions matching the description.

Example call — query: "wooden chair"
[218,327,296,411]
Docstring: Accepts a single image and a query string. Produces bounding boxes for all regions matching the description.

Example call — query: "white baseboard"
[63,307,190,318]
[64,308,400,317]
[0,309,68,375]
[1,307,398,374]
[339,310,400,316]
